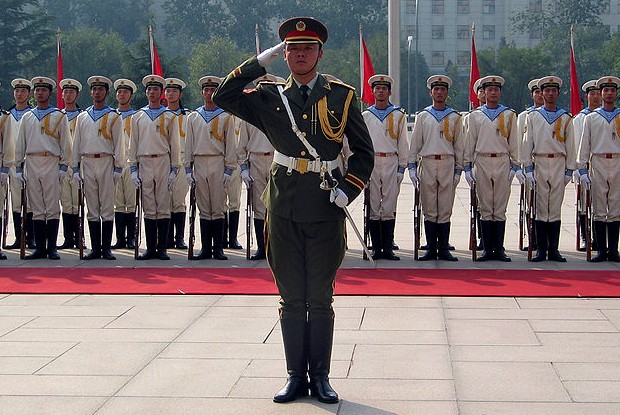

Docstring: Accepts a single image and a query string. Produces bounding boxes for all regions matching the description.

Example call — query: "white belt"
[273,151,337,175]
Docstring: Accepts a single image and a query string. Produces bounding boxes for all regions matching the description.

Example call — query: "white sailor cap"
[527,79,540,92]
[87,76,112,89]
[473,78,483,94]
[426,75,452,89]
[165,78,186,90]
[198,76,222,89]
[581,80,598,93]
[142,75,165,88]
[596,76,620,90]
[113,79,137,93]
[368,74,393,88]
[479,75,505,89]
[31,76,56,90]
[537,76,562,90]
[59,78,83,91]
[11,78,32,90]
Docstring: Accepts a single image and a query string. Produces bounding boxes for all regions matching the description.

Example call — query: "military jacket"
[0,110,15,169]
[15,107,73,167]
[409,106,463,170]
[577,107,620,170]
[128,106,181,169]
[363,104,409,168]
[72,106,125,170]
[464,105,520,168]
[184,107,237,170]
[236,118,274,166]
[521,106,576,170]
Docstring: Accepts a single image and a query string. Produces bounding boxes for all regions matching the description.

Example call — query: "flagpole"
[56,28,64,109]
[359,24,363,99]
[255,24,261,54]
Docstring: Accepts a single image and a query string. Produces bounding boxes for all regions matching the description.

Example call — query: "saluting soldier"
[577,76,620,262]
[164,78,190,250]
[573,80,601,252]
[129,75,181,260]
[362,74,407,261]
[236,74,278,260]
[6,79,34,250]
[409,75,463,261]
[184,76,236,261]
[58,78,83,250]
[15,77,73,260]
[112,78,138,249]
[0,85,15,260]
[72,76,124,260]
[522,76,576,262]
[214,17,373,404]
[464,75,519,262]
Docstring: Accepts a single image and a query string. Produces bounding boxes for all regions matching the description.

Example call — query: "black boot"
[212,218,228,260]
[25,220,46,259]
[547,221,566,262]
[308,316,338,404]
[531,220,548,262]
[173,212,188,249]
[380,220,400,260]
[46,219,60,260]
[83,221,102,260]
[125,213,136,249]
[57,213,75,249]
[101,221,116,260]
[5,212,21,249]
[222,212,229,249]
[138,219,158,260]
[495,221,511,262]
[437,222,458,261]
[167,215,175,249]
[26,212,35,249]
[192,219,212,260]
[418,221,437,261]
[111,212,126,249]
[591,221,608,262]
[476,220,495,261]
[578,214,587,252]
[368,219,381,260]
[250,218,266,260]
[391,212,399,251]
[273,318,308,403]
[156,218,171,260]
[607,221,620,262]
[228,210,243,249]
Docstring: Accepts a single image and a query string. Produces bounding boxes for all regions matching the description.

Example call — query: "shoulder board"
[508,108,517,114]
[397,107,406,115]
[327,79,355,91]
[0,108,7,115]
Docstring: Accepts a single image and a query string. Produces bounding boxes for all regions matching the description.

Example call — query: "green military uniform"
[213,17,373,405]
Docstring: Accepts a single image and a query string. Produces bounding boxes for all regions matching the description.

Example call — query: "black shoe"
[24,249,46,260]
[83,250,102,260]
[213,249,228,260]
[496,250,512,262]
[382,250,400,260]
[250,250,266,260]
[0,251,6,260]
[437,251,458,261]
[273,376,308,403]
[476,251,494,262]
[548,250,566,262]
[157,250,170,260]
[192,250,212,260]
[607,251,620,263]
[57,240,75,249]
[228,239,243,250]
[102,249,116,260]
[137,250,158,260]
[175,239,188,250]
[531,251,546,262]
[47,250,60,260]
[591,251,607,262]
[111,240,126,249]
[371,249,381,261]
[417,250,437,261]
[309,377,339,404]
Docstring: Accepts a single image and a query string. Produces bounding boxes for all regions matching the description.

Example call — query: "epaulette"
[0,108,7,115]
[508,108,517,114]
[327,79,355,91]
[397,107,406,115]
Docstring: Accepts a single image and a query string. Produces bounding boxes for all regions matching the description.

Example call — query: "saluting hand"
[257,42,286,68]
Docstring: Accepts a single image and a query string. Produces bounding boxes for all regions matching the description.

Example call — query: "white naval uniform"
[8,107,30,214]
[115,109,136,213]
[0,111,14,221]
[573,108,593,214]
[60,109,81,215]
[168,108,190,213]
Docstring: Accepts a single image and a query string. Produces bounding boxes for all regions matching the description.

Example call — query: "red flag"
[468,24,480,109]
[56,31,65,109]
[359,27,375,106]
[149,25,164,77]
[569,26,582,115]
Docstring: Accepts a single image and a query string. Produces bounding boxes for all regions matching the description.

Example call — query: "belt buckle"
[296,158,308,174]
[607,154,613,159]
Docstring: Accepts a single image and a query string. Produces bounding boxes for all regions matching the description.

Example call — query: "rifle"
[527,184,536,261]
[78,181,85,259]
[413,186,421,260]
[188,182,196,260]
[469,183,477,261]
[19,181,26,259]
[2,183,8,249]
[518,183,525,252]
[362,184,370,260]
[245,180,253,260]
[585,185,592,262]
[134,187,141,260]
[576,182,582,251]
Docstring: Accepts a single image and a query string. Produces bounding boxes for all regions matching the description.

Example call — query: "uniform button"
[301,151,306,156]
[302,132,307,137]
[302,114,308,119]
[276,107,281,111]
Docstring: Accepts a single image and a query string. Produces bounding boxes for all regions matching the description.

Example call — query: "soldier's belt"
[250,151,274,156]
[534,153,563,159]
[26,152,57,157]
[478,152,506,158]
[82,153,112,158]
[422,154,453,160]
[139,154,166,159]
[595,153,620,159]
[375,152,397,158]
[273,151,337,175]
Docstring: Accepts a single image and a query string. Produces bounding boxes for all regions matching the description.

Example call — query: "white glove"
[0,171,8,187]
[564,174,572,187]
[72,171,82,185]
[453,173,461,188]
[408,168,419,188]
[525,171,535,186]
[113,170,121,185]
[465,170,475,188]
[131,170,141,188]
[223,170,232,186]
[58,168,67,182]
[15,170,24,183]
[257,41,286,67]
[580,173,591,187]
[397,172,404,185]
[509,169,516,183]
[167,170,177,190]
[515,169,526,185]
[186,172,195,186]
[329,188,348,208]
[241,168,253,187]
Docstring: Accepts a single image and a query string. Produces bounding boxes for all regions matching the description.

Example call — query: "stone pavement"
[1,181,619,414]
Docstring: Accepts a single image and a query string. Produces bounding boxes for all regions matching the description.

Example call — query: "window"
[432,0,444,14]
[457,25,470,39]
[457,51,470,66]
[431,51,445,66]
[457,0,469,14]
[483,25,495,39]
[406,0,417,14]
[483,0,495,14]
[529,0,542,12]
[432,25,444,39]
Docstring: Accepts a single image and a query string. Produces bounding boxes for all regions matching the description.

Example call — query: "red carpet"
[1,268,619,297]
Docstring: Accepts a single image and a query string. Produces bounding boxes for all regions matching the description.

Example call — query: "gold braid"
[553,116,566,142]
[178,114,186,139]
[211,115,229,142]
[42,113,63,140]
[317,89,354,143]
[0,114,7,133]
[124,116,131,137]
[387,111,404,139]
[100,113,120,141]
[497,111,513,139]
[442,115,457,142]
[158,115,170,140]
[614,115,620,139]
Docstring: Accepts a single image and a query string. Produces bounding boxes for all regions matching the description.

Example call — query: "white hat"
[198,76,222,88]
[141,74,165,88]
[59,78,83,91]
[11,78,32,90]
[426,75,452,89]
[165,78,186,90]
[368,74,393,88]
[596,76,620,90]
[31,76,56,90]
[479,75,505,89]
[113,79,137,93]
[527,79,540,92]
[473,78,483,94]
[537,76,563,90]
[581,80,598,93]
[87,76,112,89]
[253,74,278,86]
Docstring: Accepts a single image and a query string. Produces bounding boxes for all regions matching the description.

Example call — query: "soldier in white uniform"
[362,75,408,260]
[464,75,520,262]
[0,88,15,260]
[577,76,620,262]
[15,76,73,260]
[237,74,278,260]
[5,79,34,250]
[573,80,601,252]
[224,130,243,250]
[129,75,181,260]
[58,79,83,250]
[112,78,137,250]
[164,78,190,250]
[522,76,576,262]
[185,76,237,261]
[72,76,125,260]
[409,75,463,261]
